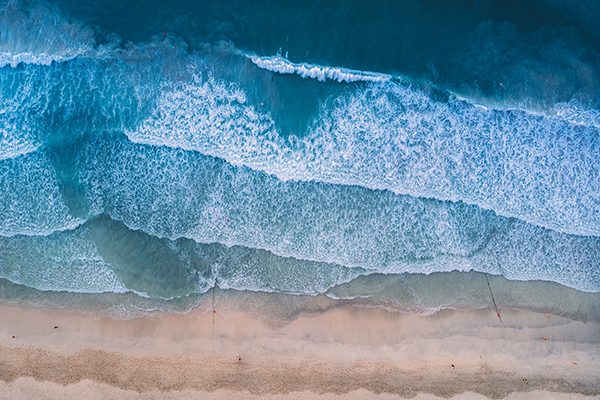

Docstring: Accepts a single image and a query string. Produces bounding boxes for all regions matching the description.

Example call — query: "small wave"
[249,54,392,83]
[0,51,87,68]
[0,226,128,294]
[0,1,96,68]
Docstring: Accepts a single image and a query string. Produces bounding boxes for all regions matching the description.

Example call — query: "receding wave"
[74,134,600,292]
[2,268,600,323]
[0,215,364,298]
[325,272,600,322]
[249,54,392,83]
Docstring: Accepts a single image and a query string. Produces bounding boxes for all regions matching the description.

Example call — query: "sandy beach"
[1,302,599,399]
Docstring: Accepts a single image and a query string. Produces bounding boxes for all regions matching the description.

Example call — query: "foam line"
[0,51,85,68]
[249,55,392,83]
[0,1,95,68]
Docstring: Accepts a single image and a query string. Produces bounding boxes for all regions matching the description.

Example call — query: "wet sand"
[0,304,599,399]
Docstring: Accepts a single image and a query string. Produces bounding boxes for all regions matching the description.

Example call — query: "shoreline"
[1,304,599,399]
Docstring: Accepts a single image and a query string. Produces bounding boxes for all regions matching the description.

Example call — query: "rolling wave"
[249,54,392,83]
[1,0,599,305]
[130,71,600,237]
[0,215,364,298]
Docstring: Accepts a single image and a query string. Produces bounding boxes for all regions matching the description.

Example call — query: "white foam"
[79,133,600,293]
[212,249,364,295]
[249,55,392,83]
[0,1,95,68]
[84,134,490,268]
[553,100,600,129]
[0,151,84,237]
[0,226,128,294]
[129,75,600,238]
[0,142,40,161]
[0,96,42,162]
[0,51,86,68]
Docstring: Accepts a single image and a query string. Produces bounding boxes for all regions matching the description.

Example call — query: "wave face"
[1,0,600,317]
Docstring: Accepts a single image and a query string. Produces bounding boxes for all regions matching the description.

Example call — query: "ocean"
[1,0,599,322]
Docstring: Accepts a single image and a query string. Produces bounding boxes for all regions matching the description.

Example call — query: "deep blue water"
[1,0,600,320]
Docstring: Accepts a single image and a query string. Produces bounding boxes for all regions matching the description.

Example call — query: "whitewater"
[1,0,599,320]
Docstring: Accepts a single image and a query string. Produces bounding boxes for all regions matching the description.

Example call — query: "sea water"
[1,0,600,321]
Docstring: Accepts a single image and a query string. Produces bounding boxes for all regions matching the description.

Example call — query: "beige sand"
[0,304,599,399]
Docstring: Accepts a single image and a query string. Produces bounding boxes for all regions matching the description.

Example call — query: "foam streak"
[249,55,391,83]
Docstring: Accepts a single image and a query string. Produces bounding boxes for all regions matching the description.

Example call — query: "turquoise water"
[1,0,600,319]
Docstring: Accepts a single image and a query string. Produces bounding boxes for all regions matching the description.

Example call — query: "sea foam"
[129,73,600,237]
[0,226,127,293]
[0,1,95,68]
[1,7,599,299]
[0,151,84,237]
[249,54,392,83]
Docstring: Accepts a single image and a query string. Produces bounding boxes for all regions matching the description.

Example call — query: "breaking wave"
[249,54,392,83]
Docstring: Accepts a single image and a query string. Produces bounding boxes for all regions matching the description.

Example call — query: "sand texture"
[0,304,599,399]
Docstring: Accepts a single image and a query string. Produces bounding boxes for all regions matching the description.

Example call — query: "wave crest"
[249,54,392,83]
[0,1,96,67]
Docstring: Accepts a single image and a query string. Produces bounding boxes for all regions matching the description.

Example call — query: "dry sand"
[0,304,598,399]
